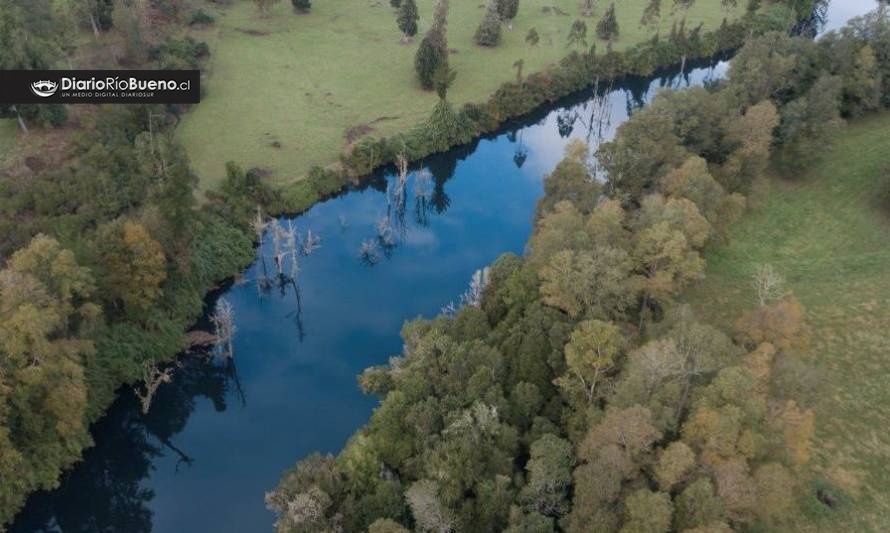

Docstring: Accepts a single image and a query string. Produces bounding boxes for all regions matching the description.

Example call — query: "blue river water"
[10,1,877,531]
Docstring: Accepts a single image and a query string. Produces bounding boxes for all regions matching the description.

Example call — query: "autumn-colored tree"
[97,220,167,312]
[633,221,705,325]
[753,463,795,525]
[734,295,807,351]
[555,320,622,406]
[0,235,98,521]
[580,405,661,463]
[539,246,635,320]
[620,489,673,533]
[654,441,695,490]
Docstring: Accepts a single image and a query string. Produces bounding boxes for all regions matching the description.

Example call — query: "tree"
[525,27,539,45]
[0,3,66,133]
[211,297,237,359]
[641,0,661,28]
[734,295,807,351]
[753,463,795,525]
[720,100,779,193]
[620,489,673,533]
[475,2,502,47]
[776,74,843,168]
[557,320,622,404]
[653,441,695,490]
[597,110,686,200]
[581,0,596,17]
[539,246,635,320]
[133,361,178,414]
[397,0,419,40]
[407,479,457,532]
[567,19,587,47]
[674,478,725,530]
[292,0,311,13]
[97,220,167,312]
[0,235,98,517]
[633,221,705,326]
[72,0,115,37]
[596,4,619,41]
[496,0,519,24]
[580,406,661,463]
[433,64,457,101]
[390,0,402,7]
[519,434,574,517]
[751,264,786,307]
[415,0,450,89]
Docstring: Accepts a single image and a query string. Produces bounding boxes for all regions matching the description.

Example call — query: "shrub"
[475,3,502,47]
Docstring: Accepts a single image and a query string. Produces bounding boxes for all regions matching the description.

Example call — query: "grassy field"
[177,0,742,190]
[684,113,890,532]
[0,119,19,167]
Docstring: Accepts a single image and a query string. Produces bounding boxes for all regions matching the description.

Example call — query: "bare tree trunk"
[88,13,100,38]
[11,106,28,134]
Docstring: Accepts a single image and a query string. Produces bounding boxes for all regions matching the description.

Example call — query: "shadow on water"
[9,1,876,531]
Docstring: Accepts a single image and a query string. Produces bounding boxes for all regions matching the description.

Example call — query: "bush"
[292,0,311,12]
[188,9,215,25]
[474,4,502,47]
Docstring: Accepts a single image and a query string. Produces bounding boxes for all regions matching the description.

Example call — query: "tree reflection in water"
[10,355,240,533]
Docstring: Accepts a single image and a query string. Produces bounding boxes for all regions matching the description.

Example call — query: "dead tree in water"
[211,297,237,359]
[134,361,180,414]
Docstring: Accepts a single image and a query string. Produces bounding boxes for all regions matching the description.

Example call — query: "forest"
[0,0,888,532]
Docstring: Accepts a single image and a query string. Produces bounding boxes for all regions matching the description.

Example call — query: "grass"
[177,0,742,190]
[0,119,19,167]
[684,112,890,532]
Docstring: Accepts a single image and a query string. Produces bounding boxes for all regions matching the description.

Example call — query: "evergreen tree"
[414,0,449,89]
[474,2,502,47]
[641,0,661,28]
[566,19,588,48]
[525,27,539,45]
[597,3,619,41]
[496,0,519,22]
[291,0,311,12]
[397,0,419,39]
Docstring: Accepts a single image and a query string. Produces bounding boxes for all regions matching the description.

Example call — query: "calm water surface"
[11,1,877,531]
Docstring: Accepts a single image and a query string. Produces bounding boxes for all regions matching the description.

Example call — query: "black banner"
[0,70,200,104]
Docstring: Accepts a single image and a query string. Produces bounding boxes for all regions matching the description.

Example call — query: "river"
[10,1,878,531]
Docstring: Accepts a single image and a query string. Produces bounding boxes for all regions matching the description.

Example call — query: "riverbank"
[178,0,746,190]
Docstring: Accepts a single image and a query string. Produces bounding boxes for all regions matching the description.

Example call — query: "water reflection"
[11,1,878,531]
